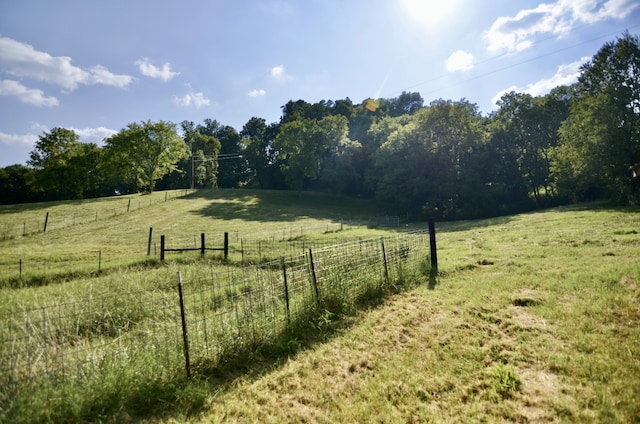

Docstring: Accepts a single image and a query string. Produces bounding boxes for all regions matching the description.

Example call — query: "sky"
[1,0,639,168]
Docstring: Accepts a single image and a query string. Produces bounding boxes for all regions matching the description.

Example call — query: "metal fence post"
[281,257,290,322]
[176,272,191,378]
[308,248,320,305]
[381,237,389,284]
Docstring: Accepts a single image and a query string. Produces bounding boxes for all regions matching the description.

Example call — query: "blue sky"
[1,0,639,167]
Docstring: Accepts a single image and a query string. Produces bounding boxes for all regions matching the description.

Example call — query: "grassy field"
[1,191,639,423]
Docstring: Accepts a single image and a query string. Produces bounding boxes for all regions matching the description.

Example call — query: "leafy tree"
[28,128,99,199]
[273,115,350,190]
[489,89,570,207]
[0,164,38,204]
[552,32,640,203]
[103,120,188,193]
[240,117,282,188]
[373,99,489,218]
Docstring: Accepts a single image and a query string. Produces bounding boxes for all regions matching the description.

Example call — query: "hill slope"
[184,204,640,423]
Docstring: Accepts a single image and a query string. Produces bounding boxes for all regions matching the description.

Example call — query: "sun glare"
[401,0,461,29]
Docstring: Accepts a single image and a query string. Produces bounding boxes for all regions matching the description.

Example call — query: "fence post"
[147,227,153,256]
[43,212,49,233]
[428,219,438,272]
[308,249,320,305]
[381,237,389,284]
[201,233,205,257]
[176,272,191,378]
[223,232,229,260]
[127,199,131,213]
[19,256,22,279]
[160,235,166,262]
[281,257,290,322]
[98,249,102,273]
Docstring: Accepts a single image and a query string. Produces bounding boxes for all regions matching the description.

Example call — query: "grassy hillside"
[0,189,390,288]
[187,203,640,423]
[1,192,639,422]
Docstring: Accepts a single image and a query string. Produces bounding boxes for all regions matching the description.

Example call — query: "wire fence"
[0,190,192,241]
[0,230,434,402]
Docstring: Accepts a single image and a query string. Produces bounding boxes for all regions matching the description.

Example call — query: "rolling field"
[0,190,639,423]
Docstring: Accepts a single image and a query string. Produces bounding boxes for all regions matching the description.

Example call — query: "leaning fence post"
[43,212,49,233]
[281,257,290,322]
[176,272,191,378]
[223,232,229,260]
[381,237,389,284]
[308,249,320,305]
[147,227,153,256]
[428,219,438,272]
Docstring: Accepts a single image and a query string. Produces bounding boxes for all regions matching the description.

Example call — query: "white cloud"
[270,65,291,81]
[0,37,134,91]
[0,79,59,106]
[136,58,180,82]
[485,0,639,53]
[248,88,266,97]
[492,56,588,104]
[0,131,38,147]
[89,65,134,88]
[70,126,118,144]
[445,50,475,72]
[174,88,210,108]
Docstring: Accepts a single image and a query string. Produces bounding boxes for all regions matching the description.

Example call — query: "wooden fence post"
[428,219,438,272]
[380,237,389,284]
[176,272,191,378]
[223,232,229,260]
[127,199,131,213]
[147,227,153,256]
[43,212,49,233]
[160,235,165,261]
[281,257,290,322]
[308,249,320,305]
[200,233,205,256]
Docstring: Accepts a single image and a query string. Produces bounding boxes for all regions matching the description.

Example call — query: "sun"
[400,0,461,30]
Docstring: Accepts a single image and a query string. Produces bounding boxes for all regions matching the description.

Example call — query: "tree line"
[1,33,638,219]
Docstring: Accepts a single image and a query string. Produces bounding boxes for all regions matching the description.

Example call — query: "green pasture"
[0,191,638,423]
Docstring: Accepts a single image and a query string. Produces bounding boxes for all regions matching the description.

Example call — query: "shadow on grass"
[82,276,431,423]
[186,188,386,224]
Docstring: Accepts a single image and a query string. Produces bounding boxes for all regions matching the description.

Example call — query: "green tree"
[273,115,350,190]
[240,117,282,188]
[28,128,99,199]
[373,99,489,218]
[551,32,640,203]
[103,120,188,193]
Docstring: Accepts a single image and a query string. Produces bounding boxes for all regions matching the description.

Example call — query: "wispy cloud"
[0,131,39,146]
[0,79,59,106]
[174,86,210,108]
[248,88,266,97]
[492,56,589,104]
[70,126,118,143]
[0,36,134,91]
[445,50,475,72]
[136,58,180,82]
[485,0,638,53]
[89,65,134,88]
[270,65,291,81]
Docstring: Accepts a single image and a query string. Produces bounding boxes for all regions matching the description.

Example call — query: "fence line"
[0,229,435,400]
[0,190,192,241]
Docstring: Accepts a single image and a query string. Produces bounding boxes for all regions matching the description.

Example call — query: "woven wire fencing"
[1,230,432,400]
[0,287,184,399]
[180,231,431,374]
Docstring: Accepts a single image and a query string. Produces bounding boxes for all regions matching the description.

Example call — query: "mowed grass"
[1,192,639,422]
[177,204,639,423]
[0,189,388,288]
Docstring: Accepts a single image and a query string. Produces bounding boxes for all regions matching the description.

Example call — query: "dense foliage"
[2,33,638,218]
